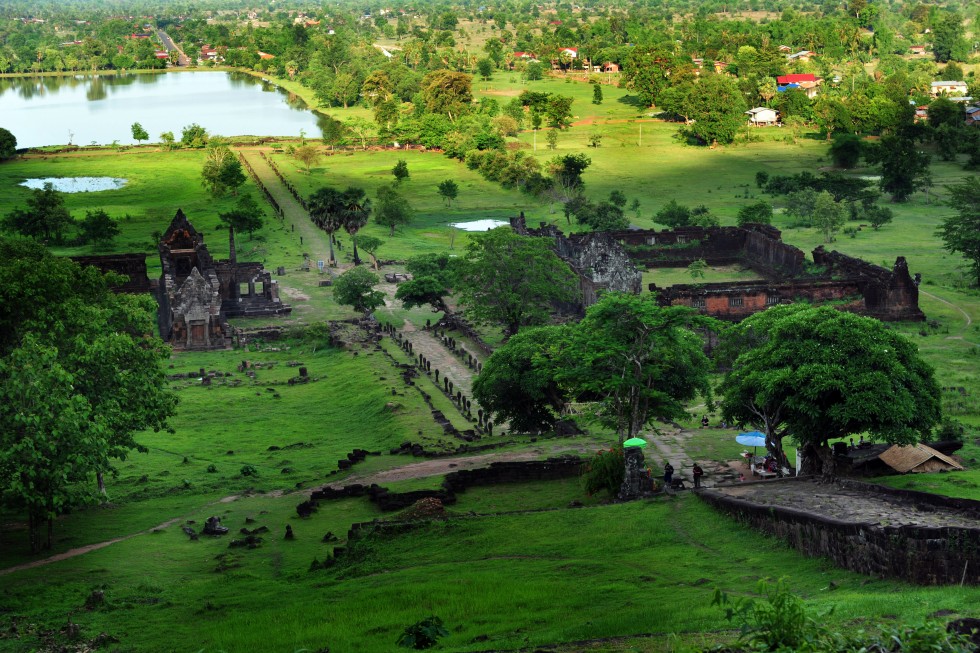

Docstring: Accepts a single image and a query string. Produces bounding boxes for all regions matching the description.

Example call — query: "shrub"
[240,464,258,477]
[935,416,967,442]
[582,446,624,496]
[396,616,449,649]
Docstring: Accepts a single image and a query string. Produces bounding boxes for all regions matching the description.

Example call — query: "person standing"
[664,462,674,487]
[692,463,704,488]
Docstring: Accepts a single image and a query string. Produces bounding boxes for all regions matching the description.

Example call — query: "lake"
[0,71,326,148]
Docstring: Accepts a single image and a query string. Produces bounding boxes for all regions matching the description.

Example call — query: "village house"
[200,44,219,61]
[966,106,980,126]
[777,73,821,98]
[745,107,778,125]
[257,51,275,60]
[931,80,968,97]
[908,45,927,56]
[603,62,619,73]
[914,105,929,122]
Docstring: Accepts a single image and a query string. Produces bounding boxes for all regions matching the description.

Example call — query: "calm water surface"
[0,71,325,148]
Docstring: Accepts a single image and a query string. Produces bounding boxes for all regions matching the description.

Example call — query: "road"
[156,29,191,66]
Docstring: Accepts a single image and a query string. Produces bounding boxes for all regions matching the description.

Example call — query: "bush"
[737,200,774,226]
[582,446,625,496]
[713,578,976,652]
[396,616,449,649]
[935,416,967,442]
[240,464,258,477]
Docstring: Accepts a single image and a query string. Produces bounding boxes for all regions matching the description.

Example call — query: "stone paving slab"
[717,478,980,529]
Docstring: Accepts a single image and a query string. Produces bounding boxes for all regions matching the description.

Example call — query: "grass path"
[236,147,333,268]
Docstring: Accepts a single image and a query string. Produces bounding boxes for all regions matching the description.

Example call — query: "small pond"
[19,177,128,192]
[449,219,510,232]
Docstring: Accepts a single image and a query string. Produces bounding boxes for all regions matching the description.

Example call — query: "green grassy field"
[3,493,977,652]
[1,68,980,652]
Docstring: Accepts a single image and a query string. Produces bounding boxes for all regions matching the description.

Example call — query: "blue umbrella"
[736,432,768,462]
[736,432,766,448]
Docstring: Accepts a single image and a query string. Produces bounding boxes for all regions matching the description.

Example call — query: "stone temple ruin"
[510,215,642,310]
[156,210,290,350]
[513,216,923,322]
[72,209,291,350]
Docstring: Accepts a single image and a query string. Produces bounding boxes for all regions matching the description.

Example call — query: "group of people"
[662,461,705,489]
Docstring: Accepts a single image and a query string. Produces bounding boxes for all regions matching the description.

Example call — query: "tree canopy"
[0,127,19,159]
[474,294,716,440]
[0,236,177,551]
[333,266,385,313]
[3,182,73,244]
[937,176,980,287]
[719,304,941,477]
[454,228,577,336]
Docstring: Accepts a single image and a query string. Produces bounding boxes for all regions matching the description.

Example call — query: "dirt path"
[400,320,479,399]
[920,289,978,347]
[0,516,182,577]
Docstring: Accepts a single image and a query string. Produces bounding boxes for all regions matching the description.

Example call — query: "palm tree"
[308,187,344,266]
[340,188,371,265]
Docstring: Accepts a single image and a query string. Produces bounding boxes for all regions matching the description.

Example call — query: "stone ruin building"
[156,210,290,350]
[510,214,642,312]
[72,209,291,351]
[512,218,924,322]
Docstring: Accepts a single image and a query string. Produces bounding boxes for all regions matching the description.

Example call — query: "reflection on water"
[0,71,321,147]
[449,219,511,232]
[20,177,128,192]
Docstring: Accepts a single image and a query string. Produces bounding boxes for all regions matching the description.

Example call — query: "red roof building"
[777,74,817,84]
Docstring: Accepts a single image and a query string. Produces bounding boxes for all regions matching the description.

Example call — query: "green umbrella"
[623,437,648,448]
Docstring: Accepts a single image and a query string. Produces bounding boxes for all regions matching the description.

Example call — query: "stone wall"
[812,248,924,321]
[698,480,980,585]
[653,279,863,321]
[71,253,153,293]
[308,456,584,513]
[613,224,805,278]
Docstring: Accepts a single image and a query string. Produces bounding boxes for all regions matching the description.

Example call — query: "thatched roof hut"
[878,444,964,474]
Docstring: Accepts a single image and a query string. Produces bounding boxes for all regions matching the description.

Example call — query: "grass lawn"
[4,494,977,652]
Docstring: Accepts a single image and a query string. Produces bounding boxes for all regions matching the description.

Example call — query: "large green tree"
[936,176,980,286]
[219,195,264,246]
[683,74,748,146]
[566,293,714,442]
[374,184,413,236]
[720,304,941,477]
[201,145,246,197]
[395,253,457,314]
[0,236,177,550]
[455,228,577,336]
[472,325,575,432]
[420,70,473,122]
[871,131,931,202]
[3,182,73,244]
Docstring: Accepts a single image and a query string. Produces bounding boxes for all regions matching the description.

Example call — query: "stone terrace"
[717,478,980,529]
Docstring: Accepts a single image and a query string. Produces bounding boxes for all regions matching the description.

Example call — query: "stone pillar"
[618,446,653,501]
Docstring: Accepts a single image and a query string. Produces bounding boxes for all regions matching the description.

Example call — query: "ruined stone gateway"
[514,217,923,322]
